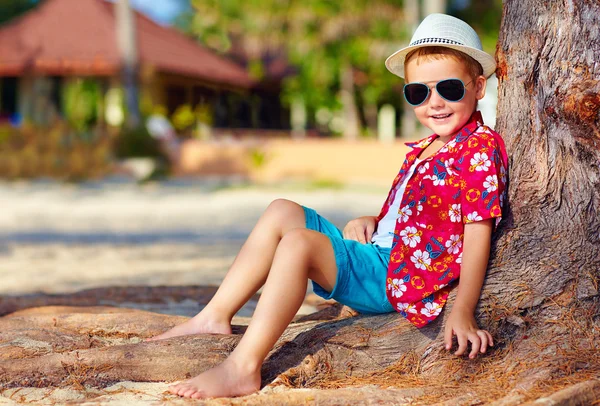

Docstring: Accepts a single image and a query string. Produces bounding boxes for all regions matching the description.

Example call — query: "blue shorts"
[303,206,395,315]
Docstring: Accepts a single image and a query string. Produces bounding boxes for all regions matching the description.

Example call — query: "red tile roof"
[0,0,253,88]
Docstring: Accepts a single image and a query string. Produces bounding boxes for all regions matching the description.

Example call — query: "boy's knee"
[266,198,303,220]
[279,228,313,254]
[267,198,287,210]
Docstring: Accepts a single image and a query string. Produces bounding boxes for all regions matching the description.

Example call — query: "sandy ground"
[0,180,386,314]
[0,180,389,405]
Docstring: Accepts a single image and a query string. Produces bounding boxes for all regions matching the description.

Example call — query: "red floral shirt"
[376,111,508,328]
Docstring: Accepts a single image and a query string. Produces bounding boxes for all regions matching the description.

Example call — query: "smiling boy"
[381,13,508,347]
[154,13,508,400]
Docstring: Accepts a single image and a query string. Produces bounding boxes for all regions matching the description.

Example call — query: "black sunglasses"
[403,78,473,106]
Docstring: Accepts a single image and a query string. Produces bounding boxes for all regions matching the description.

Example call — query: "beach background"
[0,180,394,405]
[0,0,505,403]
[0,180,386,315]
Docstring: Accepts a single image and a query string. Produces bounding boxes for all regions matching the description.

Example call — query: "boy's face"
[404,56,486,139]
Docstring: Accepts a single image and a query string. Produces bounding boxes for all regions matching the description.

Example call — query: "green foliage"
[309,178,344,190]
[449,0,503,55]
[0,124,11,145]
[113,126,164,159]
[0,121,113,180]
[182,0,406,127]
[0,0,40,25]
[62,79,102,133]
[171,104,196,131]
[248,147,268,169]
[179,0,501,132]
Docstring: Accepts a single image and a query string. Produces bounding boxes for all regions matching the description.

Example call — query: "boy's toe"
[171,384,188,396]
[182,387,198,398]
[167,381,180,389]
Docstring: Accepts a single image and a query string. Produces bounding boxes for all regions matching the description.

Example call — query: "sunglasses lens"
[436,79,465,102]
[404,84,429,106]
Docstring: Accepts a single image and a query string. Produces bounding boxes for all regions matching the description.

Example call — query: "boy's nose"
[428,89,445,107]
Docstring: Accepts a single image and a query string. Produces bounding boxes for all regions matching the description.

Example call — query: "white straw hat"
[385,13,496,79]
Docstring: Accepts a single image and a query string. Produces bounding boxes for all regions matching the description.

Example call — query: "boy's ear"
[475,75,487,100]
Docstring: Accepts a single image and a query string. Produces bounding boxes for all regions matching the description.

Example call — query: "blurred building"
[0,0,286,131]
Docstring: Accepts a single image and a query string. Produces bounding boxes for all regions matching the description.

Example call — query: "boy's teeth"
[433,114,451,118]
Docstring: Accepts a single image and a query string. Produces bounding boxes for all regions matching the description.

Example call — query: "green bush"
[0,122,113,180]
[113,126,165,159]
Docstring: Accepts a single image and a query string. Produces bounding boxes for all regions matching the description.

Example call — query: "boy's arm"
[444,218,495,358]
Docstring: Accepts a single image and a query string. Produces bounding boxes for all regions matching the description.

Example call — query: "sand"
[0,180,388,405]
[0,180,384,296]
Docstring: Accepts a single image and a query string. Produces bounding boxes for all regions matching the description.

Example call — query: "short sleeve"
[459,133,508,226]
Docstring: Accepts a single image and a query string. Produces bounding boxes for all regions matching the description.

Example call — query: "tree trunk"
[493,0,600,313]
[340,63,361,140]
[422,0,446,16]
[400,0,419,140]
[116,0,141,128]
[1,1,600,404]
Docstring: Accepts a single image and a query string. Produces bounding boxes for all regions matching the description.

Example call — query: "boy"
[154,13,508,399]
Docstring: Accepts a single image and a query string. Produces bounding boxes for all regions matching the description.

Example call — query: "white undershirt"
[371,158,422,248]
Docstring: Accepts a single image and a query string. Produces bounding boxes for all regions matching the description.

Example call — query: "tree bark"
[340,63,361,140]
[493,0,600,314]
[1,1,600,404]
[400,0,419,140]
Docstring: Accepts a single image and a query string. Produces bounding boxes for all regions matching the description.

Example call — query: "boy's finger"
[486,331,494,347]
[356,227,367,243]
[345,228,356,241]
[444,326,453,350]
[477,330,488,353]
[366,223,375,242]
[455,335,468,356]
[468,334,481,358]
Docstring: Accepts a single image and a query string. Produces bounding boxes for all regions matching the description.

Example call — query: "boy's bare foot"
[168,358,261,399]
[147,311,232,341]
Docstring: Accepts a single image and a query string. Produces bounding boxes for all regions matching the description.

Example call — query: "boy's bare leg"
[169,228,337,399]
[149,199,307,340]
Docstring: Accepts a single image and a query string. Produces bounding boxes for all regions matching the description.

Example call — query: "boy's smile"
[404,56,487,140]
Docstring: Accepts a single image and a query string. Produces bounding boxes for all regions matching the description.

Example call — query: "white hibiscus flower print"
[410,250,431,271]
[480,127,493,136]
[397,302,417,314]
[421,302,442,317]
[449,204,461,222]
[467,212,483,222]
[439,140,456,154]
[424,174,445,186]
[471,152,491,172]
[484,175,498,193]
[400,226,421,248]
[456,252,463,264]
[414,138,432,149]
[388,278,407,298]
[445,234,462,255]
[418,162,430,174]
[444,158,456,175]
[398,205,413,223]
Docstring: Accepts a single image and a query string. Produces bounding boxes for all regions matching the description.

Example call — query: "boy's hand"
[444,307,493,359]
[343,216,377,244]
